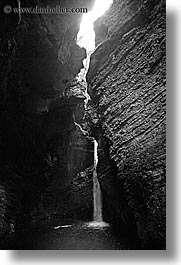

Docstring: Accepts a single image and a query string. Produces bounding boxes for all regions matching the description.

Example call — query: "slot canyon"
[0,0,166,250]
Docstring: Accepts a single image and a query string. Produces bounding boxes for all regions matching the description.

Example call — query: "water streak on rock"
[93,139,103,222]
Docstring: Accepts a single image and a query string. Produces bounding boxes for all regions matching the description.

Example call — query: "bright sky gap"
[77,0,113,52]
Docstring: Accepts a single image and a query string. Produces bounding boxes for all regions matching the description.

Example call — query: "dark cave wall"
[39,167,94,221]
[0,0,95,238]
[87,0,166,249]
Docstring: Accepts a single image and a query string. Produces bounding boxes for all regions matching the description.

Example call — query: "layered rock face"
[87,0,166,249]
[0,0,94,239]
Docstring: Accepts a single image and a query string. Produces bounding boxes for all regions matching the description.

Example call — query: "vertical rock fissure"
[75,54,103,223]
[75,0,114,222]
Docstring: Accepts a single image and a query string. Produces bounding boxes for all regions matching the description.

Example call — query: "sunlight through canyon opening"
[77,0,113,81]
[77,0,113,51]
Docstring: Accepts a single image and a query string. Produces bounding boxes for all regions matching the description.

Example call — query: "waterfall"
[93,139,103,222]
[76,0,113,227]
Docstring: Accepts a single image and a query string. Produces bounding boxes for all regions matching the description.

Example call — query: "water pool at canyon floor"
[3,219,140,250]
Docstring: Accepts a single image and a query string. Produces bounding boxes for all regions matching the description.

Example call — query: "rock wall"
[40,167,93,221]
[87,0,166,249]
[0,0,95,239]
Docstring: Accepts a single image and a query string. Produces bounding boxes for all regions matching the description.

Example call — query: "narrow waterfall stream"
[93,139,102,222]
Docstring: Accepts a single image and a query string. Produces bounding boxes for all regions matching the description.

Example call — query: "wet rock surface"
[87,0,166,249]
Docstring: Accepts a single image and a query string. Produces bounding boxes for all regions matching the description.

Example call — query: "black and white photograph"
[0,0,167,251]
